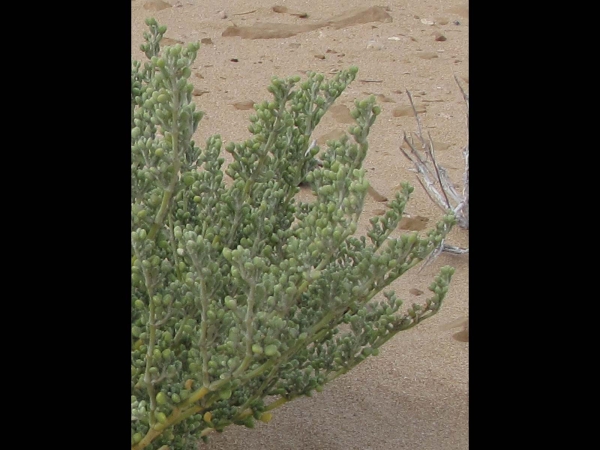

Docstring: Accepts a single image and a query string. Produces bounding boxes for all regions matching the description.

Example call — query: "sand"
[132,1,469,448]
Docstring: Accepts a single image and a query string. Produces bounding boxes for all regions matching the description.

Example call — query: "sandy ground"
[132,1,469,448]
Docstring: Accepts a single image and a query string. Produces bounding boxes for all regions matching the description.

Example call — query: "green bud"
[180,389,191,400]
[264,345,279,357]
[174,227,183,239]
[224,297,237,309]
[219,389,232,400]
[252,344,264,354]
[156,392,168,405]
[310,269,321,280]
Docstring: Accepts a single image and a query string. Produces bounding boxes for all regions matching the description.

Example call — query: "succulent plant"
[131,18,456,450]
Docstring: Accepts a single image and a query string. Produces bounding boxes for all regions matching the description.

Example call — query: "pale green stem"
[189,252,211,387]
[138,257,157,426]
[199,287,210,387]
[166,213,182,277]
[192,264,210,388]
[233,282,256,377]
[172,313,192,348]
[148,72,182,241]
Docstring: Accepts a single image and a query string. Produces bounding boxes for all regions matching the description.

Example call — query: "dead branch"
[399,77,469,264]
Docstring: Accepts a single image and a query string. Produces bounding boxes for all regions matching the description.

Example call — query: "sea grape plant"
[131,18,456,450]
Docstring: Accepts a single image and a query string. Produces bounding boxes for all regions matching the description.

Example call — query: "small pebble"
[433,32,446,42]
[366,40,384,50]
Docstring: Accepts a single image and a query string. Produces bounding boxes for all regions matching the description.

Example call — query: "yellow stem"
[265,397,290,412]
[181,386,209,408]
[131,404,202,450]
[200,427,215,437]
[131,387,209,450]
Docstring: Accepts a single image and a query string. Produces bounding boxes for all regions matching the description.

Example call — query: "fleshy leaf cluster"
[131,19,456,450]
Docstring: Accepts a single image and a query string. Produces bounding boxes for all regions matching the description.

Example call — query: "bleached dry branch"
[399,76,469,264]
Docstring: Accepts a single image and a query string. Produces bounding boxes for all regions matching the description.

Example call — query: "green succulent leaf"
[131,20,455,450]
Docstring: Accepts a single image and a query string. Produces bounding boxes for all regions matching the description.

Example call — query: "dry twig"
[398,77,469,266]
